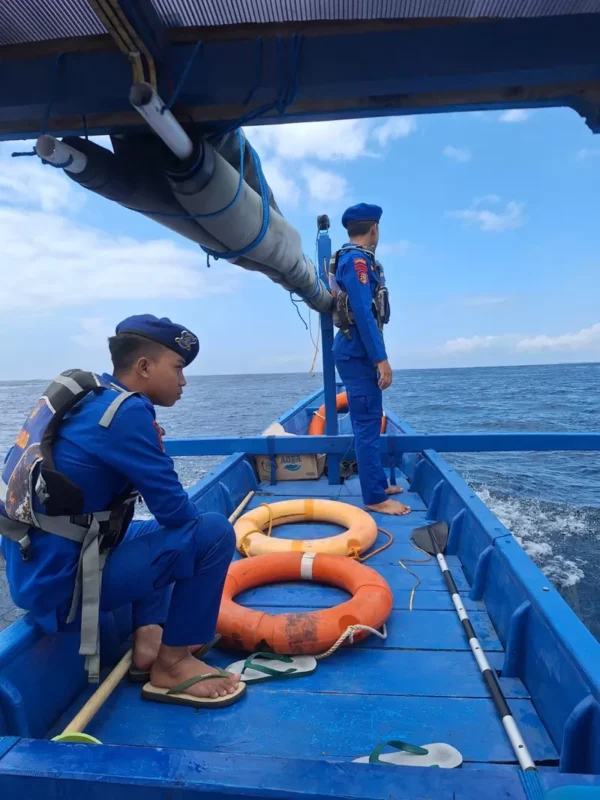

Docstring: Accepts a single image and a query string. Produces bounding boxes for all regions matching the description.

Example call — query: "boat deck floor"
[50,472,559,771]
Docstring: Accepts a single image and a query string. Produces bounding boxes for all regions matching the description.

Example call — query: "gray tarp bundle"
[62,131,332,312]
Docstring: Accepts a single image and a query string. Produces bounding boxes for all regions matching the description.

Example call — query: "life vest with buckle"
[328,245,390,339]
[0,370,140,682]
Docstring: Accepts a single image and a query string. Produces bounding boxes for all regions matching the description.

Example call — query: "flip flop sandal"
[226,652,317,683]
[128,633,222,683]
[142,670,247,709]
[353,740,463,769]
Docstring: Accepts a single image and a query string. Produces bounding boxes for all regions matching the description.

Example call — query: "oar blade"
[412,522,449,555]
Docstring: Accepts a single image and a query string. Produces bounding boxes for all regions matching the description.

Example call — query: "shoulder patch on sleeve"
[153,420,166,452]
[353,258,368,284]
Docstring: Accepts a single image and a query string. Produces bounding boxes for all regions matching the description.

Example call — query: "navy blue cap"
[341,203,383,229]
[116,314,199,366]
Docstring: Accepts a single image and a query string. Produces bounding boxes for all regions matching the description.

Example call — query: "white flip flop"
[353,740,463,768]
[227,652,317,683]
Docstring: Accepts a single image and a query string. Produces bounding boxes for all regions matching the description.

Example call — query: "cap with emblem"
[116,314,199,366]
[341,203,383,229]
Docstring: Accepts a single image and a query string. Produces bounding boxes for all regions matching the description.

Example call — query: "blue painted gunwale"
[0,388,599,798]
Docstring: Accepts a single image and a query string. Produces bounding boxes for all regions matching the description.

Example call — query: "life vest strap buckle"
[70,513,92,527]
[18,533,32,562]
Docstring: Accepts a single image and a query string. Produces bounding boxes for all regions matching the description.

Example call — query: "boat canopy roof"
[3,1,600,44]
[1,0,599,140]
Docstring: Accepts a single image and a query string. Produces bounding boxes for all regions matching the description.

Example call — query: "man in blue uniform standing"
[0,314,244,708]
[331,204,411,516]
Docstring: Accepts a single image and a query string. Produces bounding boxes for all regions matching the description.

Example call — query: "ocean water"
[0,363,598,641]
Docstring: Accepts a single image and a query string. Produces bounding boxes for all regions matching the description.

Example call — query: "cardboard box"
[254,422,326,482]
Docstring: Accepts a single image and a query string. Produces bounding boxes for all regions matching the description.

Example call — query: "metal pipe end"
[129,82,154,108]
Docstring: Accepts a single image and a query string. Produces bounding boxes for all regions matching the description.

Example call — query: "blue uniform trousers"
[335,355,388,506]
[55,512,236,646]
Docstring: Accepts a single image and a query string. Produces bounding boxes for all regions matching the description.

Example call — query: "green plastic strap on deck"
[166,670,230,695]
[242,652,296,677]
[368,740,429,765]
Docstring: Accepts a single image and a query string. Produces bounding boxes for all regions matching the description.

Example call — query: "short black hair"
[346,220,377,238]
[108,333,166,374]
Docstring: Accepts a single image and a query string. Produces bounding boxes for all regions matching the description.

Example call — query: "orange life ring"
[235,499,377,557]
[308,391,386,435]
[217,552,393,654]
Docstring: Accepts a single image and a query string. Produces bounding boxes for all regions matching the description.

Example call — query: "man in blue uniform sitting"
[0,314,244,708]
[331,203,411,516]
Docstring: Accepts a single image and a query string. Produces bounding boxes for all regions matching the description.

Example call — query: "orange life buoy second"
[217,552,393,654]
[235,498,377,557]
[308,391,386,435]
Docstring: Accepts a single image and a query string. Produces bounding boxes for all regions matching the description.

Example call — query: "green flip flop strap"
[166,669,230,695]
[368,740,430,765]
[242,652,297,677]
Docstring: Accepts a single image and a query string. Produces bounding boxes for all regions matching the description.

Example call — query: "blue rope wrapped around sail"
[60,130,332,313]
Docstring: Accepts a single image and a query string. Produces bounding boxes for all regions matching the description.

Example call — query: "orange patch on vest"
[15,429,30,449]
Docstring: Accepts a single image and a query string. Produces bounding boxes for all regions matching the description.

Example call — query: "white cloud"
[576,148,600,161]
[260,158,300,207]
[446,198,525,232]
[248,117,417,164]
[499,109,531,123]
[0,157,77,213]
[71,317,115,349]
[441,322,600,358]
[372,117,417,147]
[247,117,418,210]
[443,145,472,163]
[516,323,600,352]
[460,295,509,307]
[378,240,410,257]
[442,335,505,354]
[301,165,348,208]
[0,151,239,313]
[248,119,371,162]
[0,206,239,312]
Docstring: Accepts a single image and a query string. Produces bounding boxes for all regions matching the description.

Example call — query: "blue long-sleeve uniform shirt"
[332,244,388,365]
[0,374,199,630]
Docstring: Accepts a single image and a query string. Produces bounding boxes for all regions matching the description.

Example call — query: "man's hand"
[376,359,393,390]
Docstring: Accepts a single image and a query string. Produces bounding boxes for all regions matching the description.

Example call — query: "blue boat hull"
[1,386,599,798]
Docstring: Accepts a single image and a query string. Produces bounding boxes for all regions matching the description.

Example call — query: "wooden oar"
[52,490,256,743]
[229,490,255,523]
[52,649,133,743]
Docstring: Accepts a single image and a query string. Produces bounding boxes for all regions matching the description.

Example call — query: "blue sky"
[0,106,599,380]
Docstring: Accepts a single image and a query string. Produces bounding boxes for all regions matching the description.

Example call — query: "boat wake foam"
[475,485,593,588]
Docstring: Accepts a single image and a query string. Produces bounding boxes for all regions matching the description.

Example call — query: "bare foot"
[385,486,404,496]
[133,626,212,672]
[366,499,412,516]
[133,624,163,671]
[150,645,241,699]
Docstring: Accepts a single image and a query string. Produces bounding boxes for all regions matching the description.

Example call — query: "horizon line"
[4,359,599,383]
